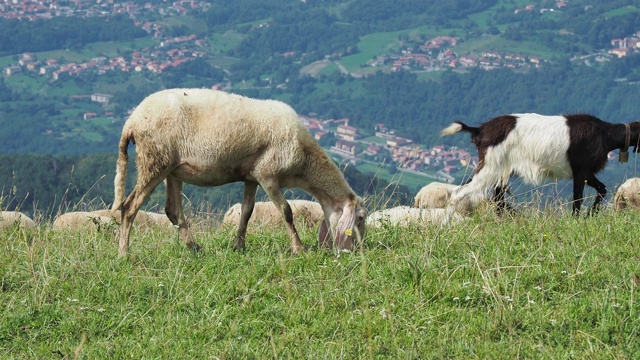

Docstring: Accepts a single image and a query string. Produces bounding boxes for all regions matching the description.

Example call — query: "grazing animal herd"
[3,89,640,258]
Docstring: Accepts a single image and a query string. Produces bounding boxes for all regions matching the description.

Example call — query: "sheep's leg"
[118,175,167,257]
[260,178,305,254]
[232,182,258,252]
[165,174,201,252]
[586,175,607,215]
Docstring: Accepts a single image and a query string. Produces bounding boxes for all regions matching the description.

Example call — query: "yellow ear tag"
[345,228,353,236]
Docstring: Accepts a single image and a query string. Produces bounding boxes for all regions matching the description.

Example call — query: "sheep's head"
[318,196,367,252]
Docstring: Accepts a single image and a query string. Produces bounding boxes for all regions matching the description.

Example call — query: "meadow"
[1,205,639,358]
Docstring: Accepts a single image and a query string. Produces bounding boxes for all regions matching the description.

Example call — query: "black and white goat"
[441,113,640,215]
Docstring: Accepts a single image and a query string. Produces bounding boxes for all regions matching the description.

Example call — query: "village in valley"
[2,0,638,183]
[300,115,474,182]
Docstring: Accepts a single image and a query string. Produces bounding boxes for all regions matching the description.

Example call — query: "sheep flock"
[4,91,640,258]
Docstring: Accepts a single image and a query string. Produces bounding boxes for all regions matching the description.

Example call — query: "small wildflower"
[465,295,471,301]
[613,303,621,308]
[345,228,352,236]
[561,270,567,275]
[453,297,460,301]
[97,308,105,313]
[534,286,542,290]
[158,283,164,287]
[379,308,388,319]
[550,319,557,326]
[528,300,535,305]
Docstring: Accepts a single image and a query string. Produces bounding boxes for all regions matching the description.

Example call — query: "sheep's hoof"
[187,242,202,253]
[232,243,246,253]
[291,244,306,255]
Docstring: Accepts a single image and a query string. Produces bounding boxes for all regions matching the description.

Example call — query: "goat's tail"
[440,121,479,137]
[112,128,132,211]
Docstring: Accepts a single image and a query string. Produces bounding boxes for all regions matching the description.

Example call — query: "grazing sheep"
[52,211,115,232]
[441,113,640,215]
[222,199,324,229]
[145,212,176,229]
[91,209,170,230]
[414,182,458,209]
[0,211,36,230]
[112,88,366,257]
[614,178,640,211]
[366,206,463,228]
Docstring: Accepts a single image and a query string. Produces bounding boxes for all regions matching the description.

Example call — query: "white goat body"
[441,113,640,215]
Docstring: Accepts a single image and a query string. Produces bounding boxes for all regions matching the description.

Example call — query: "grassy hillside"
[1,208,639,358]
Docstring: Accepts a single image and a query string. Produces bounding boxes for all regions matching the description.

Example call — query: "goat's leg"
[165,174,201,252]
[586,175,607,215]
[118,174,167,258]
[259,178,305,254]
[493,184,516,216]
[233,182,258,252]
[571,177,587,215]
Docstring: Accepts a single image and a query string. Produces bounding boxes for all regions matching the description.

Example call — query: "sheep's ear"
[318,220,331,248]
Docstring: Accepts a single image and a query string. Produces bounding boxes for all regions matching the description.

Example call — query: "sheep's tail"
[440,121,479,137]
[111,128,132,211]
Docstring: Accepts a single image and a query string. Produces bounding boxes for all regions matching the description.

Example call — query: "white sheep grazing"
[52,211,116,232]
[366,206,463,229]
[414,182,458,209]
[222,199,324,229]
[614,178,640,211]
[144,212,176,229]
[91,209,173,230]
[112,88,366,257]
[0,211,36,230]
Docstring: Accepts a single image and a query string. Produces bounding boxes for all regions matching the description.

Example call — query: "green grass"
[356,162,437,192]
[341,27,465,74]
[1,207,639,358]
[604,6,640,17]
[339,32,404,72]
[205,31,245,56]
[456,35,560,59]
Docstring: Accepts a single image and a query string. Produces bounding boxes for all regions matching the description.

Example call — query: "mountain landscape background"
[2,0,640,216]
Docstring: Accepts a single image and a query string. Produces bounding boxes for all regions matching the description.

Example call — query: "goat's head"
[318,196,367,252]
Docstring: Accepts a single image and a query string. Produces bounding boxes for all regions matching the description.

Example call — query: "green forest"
[2,0,640,214]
